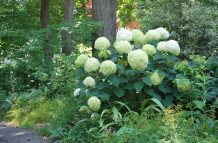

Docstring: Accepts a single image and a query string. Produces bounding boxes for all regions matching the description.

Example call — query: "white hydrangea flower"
[114,40,132,54]
[149,71,165,86]
[142,44,157,56]
[167,40,181,56]
[176,78,192,92]
[94,37,111,50]
[83,76,96,87]
[155,27,170,40]
[145,27,170,42]
[157,40,180,56]
[84,57,100,72]
[75,54,89,68]
[131,29,144,44]
[116,28,133,41]
[74,88,81,96]
[87,96,101,111]
[127,49,149,70]
[100,60,117,76]
[145,29,161,42]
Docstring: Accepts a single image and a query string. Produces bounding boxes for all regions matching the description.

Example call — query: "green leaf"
[144,88,161,101]
[124,83,133,90]
[163,96,174,107]
[114,89,125,98]
[112,107,122,123]
[193,100,205,110]
[99,92,111,101]
[142,76,152,87]
[133,81,144,92]
[167,55,177,63]
[97,82,107,89]
[112,76,127,87]
[158,83,172,94]
[153,52,164,60]
[150,98,166,111]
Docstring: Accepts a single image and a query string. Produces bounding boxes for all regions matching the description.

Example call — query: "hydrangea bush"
[74,27,195,111]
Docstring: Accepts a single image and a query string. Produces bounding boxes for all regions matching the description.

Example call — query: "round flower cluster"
[84,58,100,72]
[75,54,89,67]
[114,40,132,54]
[131,29,144,44]
[127,49,149,70]
[87,96,101,111]
[157,40,180,56]
[74,88,81,96]
[145,27,170,42]
[116,28,132,41]
[149,70,165,86]
[100,60,117,76]
[142,44,157,56]
[156,27,170,40]
[94,37,111,50]
[176,78,191,92]
[145,30,161,42]
[83,77,96,87]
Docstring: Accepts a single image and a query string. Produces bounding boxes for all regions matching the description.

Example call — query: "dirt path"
[0,121,49,143]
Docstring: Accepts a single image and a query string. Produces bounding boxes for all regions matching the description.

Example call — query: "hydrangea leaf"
[114,89,125,98]
[133,81,144,92]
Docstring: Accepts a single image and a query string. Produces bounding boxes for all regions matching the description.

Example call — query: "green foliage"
[137,0,218,57]
[102,108,218,143]
[116,0,137,26]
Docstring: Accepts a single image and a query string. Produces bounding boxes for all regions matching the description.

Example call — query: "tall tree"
[40,0,53,73]
[62,0,74,55]
[92,0,116,40]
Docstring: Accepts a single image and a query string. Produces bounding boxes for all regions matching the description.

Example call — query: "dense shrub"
[137,0,218,57]
[74,28,217,112]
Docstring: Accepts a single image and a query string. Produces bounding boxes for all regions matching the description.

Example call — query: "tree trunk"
[92,0,116,40]
[40,0,53,73]
[62,0,74,55]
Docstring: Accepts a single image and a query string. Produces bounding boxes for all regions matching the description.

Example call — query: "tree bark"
[40,0,49,28]
[92,0,116,40]
[40,0,53,73]
[62,0,74,55]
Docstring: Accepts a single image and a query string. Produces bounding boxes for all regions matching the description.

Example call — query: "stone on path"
[0,121,48,143]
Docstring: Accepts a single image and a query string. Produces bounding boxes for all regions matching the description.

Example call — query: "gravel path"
[0,121,49,143]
